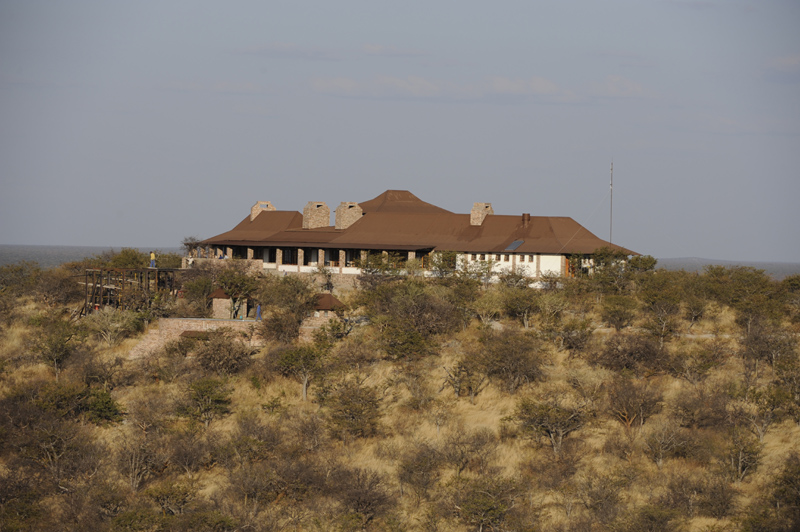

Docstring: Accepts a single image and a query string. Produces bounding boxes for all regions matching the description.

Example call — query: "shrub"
[442,427,497,476]
[593,333,666,376]
[718,426,762,483]
[671,386,729,429]
[271,344,325,401]
[614,505,680,532]
[84,388,124,424]
[515,393,589,455]
[473,329,544,394]
[145,482,196,516]
[329,467,391,525]
[182,377,232,428]
[30,313,80,377]
[572,469,629,524]
[36,268,83,306]
[83,307,142,347]
[195,333,254,376]
[325,380,381,440]
[558,317,594,352]
[452,475,518,532]
[397,442,443,501]
[261,308,303,343]
[601,295,638,331]
[606,376,662,437]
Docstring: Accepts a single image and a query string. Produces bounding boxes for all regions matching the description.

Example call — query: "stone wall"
[127,312,341,360]
[127,318,264,360]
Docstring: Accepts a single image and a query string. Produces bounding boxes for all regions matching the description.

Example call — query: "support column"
[339,250,346,273]
[297,249,305,271]
[276,249,283,267]
[318,249,325,266]
[535,254,541,278]
[226,247,233,259]
[247,247,254,260]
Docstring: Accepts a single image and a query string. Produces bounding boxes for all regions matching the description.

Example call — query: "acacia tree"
[257,274,317,342]
[472,329,544,394]
[325,380,381,440]
[639,272,682,347]
[719,426,761,483]
[183,377,232,428]
[471,287,504,325]
[515,393,589,455]
[728,385,788,442]
[31,314,79,379]
[600,295,638,331]
[83,307,141,347]
[502,285,538,328]
[703,265,782,334]
[607,377,662,439]
[273,344,325,401]
[116,429,169,491]
[452,475,519,532]
[217,263,260,319]
[589,247,631,294]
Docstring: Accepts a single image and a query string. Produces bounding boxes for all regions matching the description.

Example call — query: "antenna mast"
[609,161,613,244]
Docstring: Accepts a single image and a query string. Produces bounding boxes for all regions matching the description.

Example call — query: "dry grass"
[2,273,798,532]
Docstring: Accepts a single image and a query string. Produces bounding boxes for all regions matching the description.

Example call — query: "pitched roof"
[315,293,344,311]
[202,190,634,255]
[203,211,305,247]
[208,288,229,299]
[358,190,452,214]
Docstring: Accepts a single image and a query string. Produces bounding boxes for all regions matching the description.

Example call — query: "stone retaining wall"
[127,314,336,359]
[127,318,263,359]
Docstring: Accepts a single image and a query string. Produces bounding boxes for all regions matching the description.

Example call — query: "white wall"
[540,255,563,276]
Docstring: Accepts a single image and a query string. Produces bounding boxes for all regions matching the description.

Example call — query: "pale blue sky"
[1,1,798,262]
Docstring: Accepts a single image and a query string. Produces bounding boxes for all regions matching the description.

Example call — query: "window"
[480,254,486,261]
[504,255,509,262]
[471,254,477,260]
[495,254,501,261]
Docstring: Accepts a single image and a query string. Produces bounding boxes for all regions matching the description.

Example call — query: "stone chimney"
[470,202,494,226]
[303,202,330,229]
[251,200,276,221]
[335,202,363,230]
[522,213,531,227]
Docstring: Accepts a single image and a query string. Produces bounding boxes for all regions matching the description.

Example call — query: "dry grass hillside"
[1,253,799,531]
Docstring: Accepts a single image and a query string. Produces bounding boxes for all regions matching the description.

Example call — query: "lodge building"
[195,190,632,278]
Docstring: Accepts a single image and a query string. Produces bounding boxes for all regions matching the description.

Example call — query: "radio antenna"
[609,160,614,244]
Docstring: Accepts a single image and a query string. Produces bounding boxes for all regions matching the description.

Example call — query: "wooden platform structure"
[83,268,179,316]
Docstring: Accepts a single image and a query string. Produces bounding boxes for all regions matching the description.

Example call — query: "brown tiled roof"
[358,190,452,214]
[315,293,344,311]
[208,288,229,299]
[202,211,304,247]
[202,190,634,255]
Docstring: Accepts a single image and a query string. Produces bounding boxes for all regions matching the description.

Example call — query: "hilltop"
[1,251,799,531]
